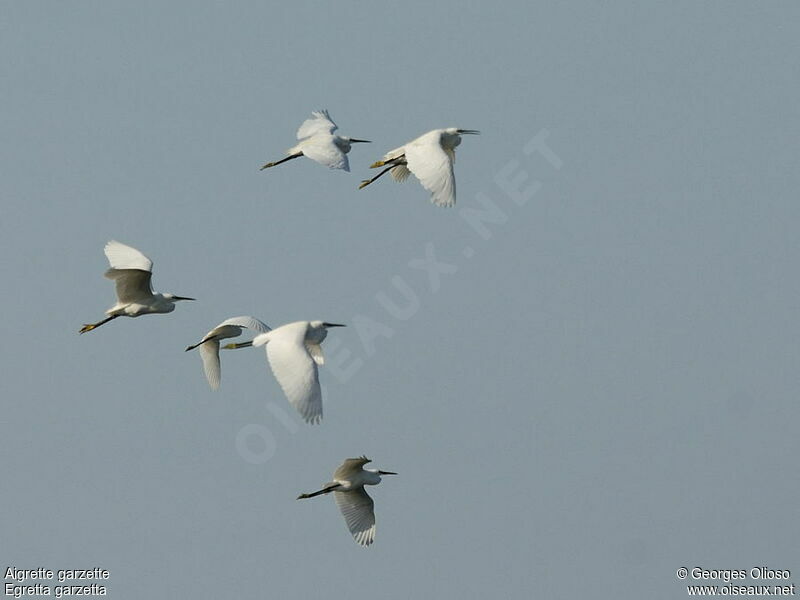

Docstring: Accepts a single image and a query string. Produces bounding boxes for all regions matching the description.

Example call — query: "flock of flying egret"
[79,110,478,546]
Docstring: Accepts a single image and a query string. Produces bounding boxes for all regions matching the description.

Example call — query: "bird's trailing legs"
[222,341,253,350]
[297,483,341,500]
[358,157,407,190]
[79,314,119,334]
[260,152,303,170]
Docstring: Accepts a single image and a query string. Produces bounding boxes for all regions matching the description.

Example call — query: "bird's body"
[260,110,370,172]
[185,316,271,390]
[297,456,396,546]
[79,241,194,334]
[359,127,479,207]
[251,320,345,424]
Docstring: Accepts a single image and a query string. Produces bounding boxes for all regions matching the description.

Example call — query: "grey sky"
[2,2,799,598]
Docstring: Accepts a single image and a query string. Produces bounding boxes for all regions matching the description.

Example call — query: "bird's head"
[441,128,479,149]
[337,137,371,153]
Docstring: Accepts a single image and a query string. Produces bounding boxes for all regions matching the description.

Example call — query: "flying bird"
[297,456,396,546]
[359,127,479,207]
[250,320,344,424]
[185,316,271,390]
[260,110,370,172]
[79,241,195,334]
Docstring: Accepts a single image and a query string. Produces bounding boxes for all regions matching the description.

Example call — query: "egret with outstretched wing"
[80,241,194,334]
[359,127,479,207]
[251,320,344,424]
[185,316,270,390]
[297,456,397,546]
[260,110,370,172]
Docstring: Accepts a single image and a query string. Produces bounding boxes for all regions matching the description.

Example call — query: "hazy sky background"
[2,2,799,598]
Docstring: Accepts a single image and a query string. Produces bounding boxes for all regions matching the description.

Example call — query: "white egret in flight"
[260,110,370,172]
[248,320,344,424]
[297,456,396,546]
[79,241,195,334]
[185,316,271,390]
[359,127,479,207]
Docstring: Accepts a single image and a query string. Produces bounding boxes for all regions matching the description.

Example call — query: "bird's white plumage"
[379,145,413,182]
[262,109,367,172]
[305,342,325,366]
[404,131,456,207]
[334,456,372,480]
[104,268,153,304]
[389,164,412,182]
[298,456,391,546]
[213,316,271,334]
[199,340,222,390]
[253,321,323,424]
[104,240,153,272]
[80,240,194,334]
[103,241,155,303]
[334,488,376,547]
[296,110,338,139]
[189,316,270,390]
[365,128,476,206]
[298,140,350,171]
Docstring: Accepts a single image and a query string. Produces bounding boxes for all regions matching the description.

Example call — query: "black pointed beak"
[322,322,346,328]
[378,470,397,475]
[174,296,196,301]
[458,129,480,135]
[350,138,371,144]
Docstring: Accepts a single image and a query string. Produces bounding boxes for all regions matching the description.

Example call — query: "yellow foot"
[260,163,274,170]
[358,180,371,190]
[369,160,385,168]
[79,324,96,334]
[223,342,250,350]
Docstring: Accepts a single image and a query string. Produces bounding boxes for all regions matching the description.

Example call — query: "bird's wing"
[305,342,324,366]
[390,164,412,182]
[104,269,154,303]
[199,340,222,390]
[300,139,349,171]
[104,240,153,272]
[404,132,456,207]
[216,316,271,333]
[333,456,371,480]
[372,144,411,181]
[296,110,337,139]
[381,145,406,162]
[334,488,376,546]
[264,322,323,424]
